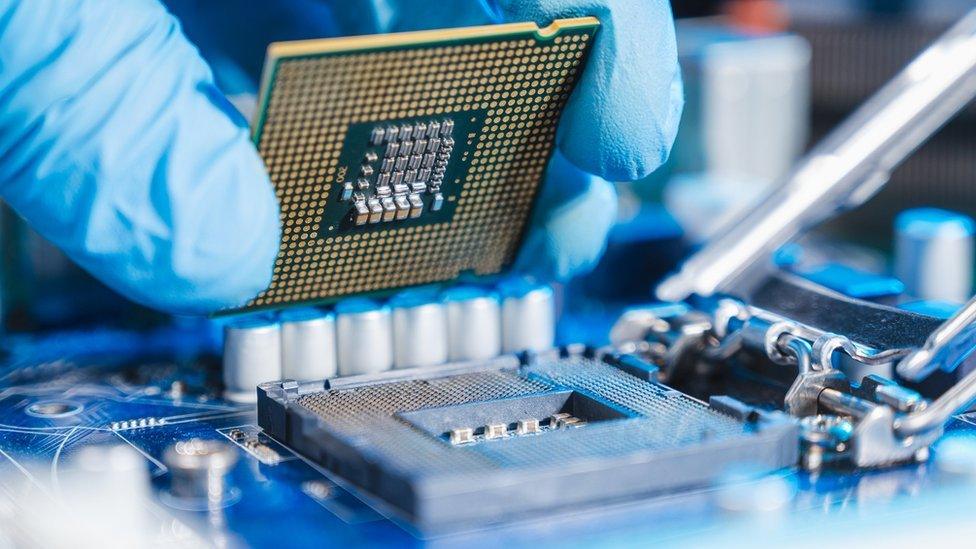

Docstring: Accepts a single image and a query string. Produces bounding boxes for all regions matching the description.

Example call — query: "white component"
[895,208,975,303]
[32,445,157,546]
[700,34,810,183]
[443,287,502,361]
[485,423,508,439]
[391,291,449,369]
[223,318,282,403]
[280,308,337,381]
[516,418,540,435]
[450,428,474,445]
[336,299,394,376]
[661,29,810,245]
[500,280,556,353]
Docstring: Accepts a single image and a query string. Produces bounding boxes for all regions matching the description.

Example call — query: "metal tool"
[657,9,976,303]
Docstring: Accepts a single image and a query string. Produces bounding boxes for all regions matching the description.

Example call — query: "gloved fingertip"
[141,145,281,316]
[497,0,682,182]
[558,64,684,182]
[0,0,283,316]
[515,161,617,281]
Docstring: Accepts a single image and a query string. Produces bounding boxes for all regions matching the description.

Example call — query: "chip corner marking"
[534,16,600,41]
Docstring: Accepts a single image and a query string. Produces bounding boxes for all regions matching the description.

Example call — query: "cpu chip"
[237,17,599,312]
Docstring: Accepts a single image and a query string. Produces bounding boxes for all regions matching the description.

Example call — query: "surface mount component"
[258,353,797,530]
[234,18,598,313]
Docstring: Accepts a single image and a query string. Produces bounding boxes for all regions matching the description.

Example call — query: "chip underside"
[236,18,599,312]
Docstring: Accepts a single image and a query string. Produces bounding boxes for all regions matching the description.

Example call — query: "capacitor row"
[222,280,555,402]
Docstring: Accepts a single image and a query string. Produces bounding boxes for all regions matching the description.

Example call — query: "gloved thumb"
[489,0,684,182]
[0,0,280,314]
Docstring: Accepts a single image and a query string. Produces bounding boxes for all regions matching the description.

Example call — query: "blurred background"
[3,0,975,334]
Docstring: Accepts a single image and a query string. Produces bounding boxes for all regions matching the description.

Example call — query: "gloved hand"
[0,0,680,315]
[373,0,685,182]
[172,0,683,280]
[488,0,684,278]
[0,0,281,314]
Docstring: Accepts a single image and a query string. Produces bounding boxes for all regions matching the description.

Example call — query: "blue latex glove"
[0,0,680,316]
[0,0,280,314]
[489,0,684,278]
[364,0,685,181]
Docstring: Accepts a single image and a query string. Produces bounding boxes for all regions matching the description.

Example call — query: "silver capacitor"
[280,308,337,381]
[499,279,556,353]
[391,290,448,369]
[895,208,975,303]
[223,317,282,403]
[335,298,394,376]
[443,287,501,361]
[164,439,239,507]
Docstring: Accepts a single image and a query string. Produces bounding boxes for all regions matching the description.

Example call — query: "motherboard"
[2,302,976,547]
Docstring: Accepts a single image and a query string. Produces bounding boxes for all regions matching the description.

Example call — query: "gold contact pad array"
[246,20,596,310]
